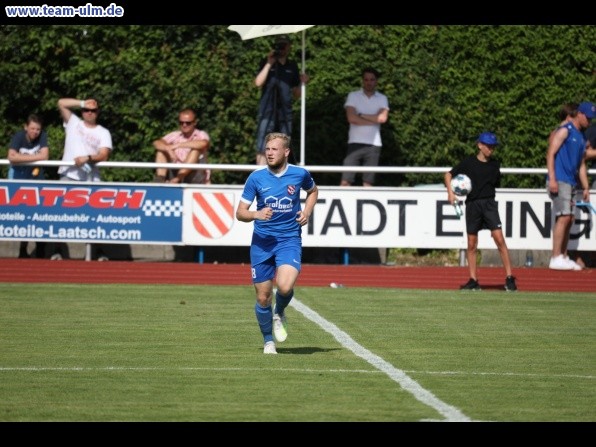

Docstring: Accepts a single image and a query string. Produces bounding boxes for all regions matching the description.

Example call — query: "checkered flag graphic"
[142,199,183,217]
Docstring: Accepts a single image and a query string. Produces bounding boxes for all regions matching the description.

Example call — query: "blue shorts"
[250,234,302,283]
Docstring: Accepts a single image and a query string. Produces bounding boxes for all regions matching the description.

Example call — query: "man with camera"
[254,35,309,165]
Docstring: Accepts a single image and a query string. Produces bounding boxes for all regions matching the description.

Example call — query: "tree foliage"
[0,25,594,187]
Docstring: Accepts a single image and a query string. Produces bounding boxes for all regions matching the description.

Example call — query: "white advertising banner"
[182,186,596,251]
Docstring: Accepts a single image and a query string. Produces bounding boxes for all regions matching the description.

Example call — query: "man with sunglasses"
[54,97,113,261]
[57,97,112,182]
[152,108,210,184]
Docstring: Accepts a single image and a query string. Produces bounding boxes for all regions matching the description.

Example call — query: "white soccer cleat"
[272,313,287,343]
[263,341,277,354]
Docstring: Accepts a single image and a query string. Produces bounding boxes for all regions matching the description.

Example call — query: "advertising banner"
[182,186,596,251]
[0,180,183,244]
[1,181,594,251]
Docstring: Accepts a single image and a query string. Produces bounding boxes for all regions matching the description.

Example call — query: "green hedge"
[1,25,594,187]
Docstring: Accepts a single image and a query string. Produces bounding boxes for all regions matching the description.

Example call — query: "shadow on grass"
[480,284,508,291]
[276,347,343,355]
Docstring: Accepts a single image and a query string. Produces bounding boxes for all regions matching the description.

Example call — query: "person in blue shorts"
[445,131,517,292]
[236,132,318,354]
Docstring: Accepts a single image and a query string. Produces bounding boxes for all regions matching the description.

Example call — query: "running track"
[0,259,594,292]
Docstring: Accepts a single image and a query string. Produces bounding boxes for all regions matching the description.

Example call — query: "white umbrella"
[228,25,315,165]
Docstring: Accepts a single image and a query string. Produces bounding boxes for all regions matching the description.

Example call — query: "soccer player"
[236,132,318,354]
[444,132,517,292]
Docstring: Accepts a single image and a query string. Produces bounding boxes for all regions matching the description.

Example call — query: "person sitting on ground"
[152,108,211,184]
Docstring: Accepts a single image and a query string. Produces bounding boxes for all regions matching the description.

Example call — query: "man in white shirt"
[340,67,389,187]
[57,97,112,181]
[53,97,113,261]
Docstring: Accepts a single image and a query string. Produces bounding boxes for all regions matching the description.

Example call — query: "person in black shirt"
[445,132,517,292]
[254,35,308,165]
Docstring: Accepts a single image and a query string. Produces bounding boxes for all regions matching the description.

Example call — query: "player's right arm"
[236,200,272,222]
[444,171,456,205]
[546,127,568,194]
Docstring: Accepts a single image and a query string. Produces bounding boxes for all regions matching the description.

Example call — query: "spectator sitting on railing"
[7,113,49,258]
[152,108,211,184]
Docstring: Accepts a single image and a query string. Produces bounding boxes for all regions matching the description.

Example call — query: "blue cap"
[477,132,499,146]
[578,102,596,119]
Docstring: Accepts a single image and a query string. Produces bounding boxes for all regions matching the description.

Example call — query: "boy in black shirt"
[445,132,517,292]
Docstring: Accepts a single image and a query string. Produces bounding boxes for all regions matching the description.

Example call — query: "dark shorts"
[465,198,503,234]
[341,143,381,185]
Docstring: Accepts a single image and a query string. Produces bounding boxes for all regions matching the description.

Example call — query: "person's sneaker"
[573,256,586,270]
[564,256,582,271]
[570,260,582,271]
[50,253,63,261]
[504,275,517,292]
[97,255,109,262]
[549,255,573,270]
[272,313,287,343]
[263,341,277,354]
[460,278,481,290]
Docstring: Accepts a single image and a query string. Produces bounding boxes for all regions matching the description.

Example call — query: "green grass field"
[0,283,594,422]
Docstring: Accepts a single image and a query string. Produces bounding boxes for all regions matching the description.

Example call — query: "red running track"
[0,259,594,292]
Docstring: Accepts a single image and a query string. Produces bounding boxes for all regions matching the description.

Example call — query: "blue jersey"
[240,164,316,238]
[548,122,586,187]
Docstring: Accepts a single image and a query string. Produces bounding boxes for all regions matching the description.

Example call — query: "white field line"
[0,367,593,381]
[290,298,472,422]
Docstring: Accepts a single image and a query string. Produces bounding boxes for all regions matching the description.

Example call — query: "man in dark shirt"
[254,35,308,165]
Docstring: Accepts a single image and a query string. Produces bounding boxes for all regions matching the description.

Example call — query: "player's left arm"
[578,156,590,201]
[296,185,318,226]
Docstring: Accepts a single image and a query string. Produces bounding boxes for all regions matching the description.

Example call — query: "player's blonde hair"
[265,132,290,149]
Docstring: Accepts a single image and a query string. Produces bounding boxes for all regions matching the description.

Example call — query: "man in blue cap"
[445,131,517,291]
[546,101,593,270]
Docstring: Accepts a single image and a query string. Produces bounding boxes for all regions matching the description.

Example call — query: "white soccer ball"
[451,174,472,196]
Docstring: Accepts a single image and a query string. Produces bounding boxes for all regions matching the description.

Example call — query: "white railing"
[1,159,594,176]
